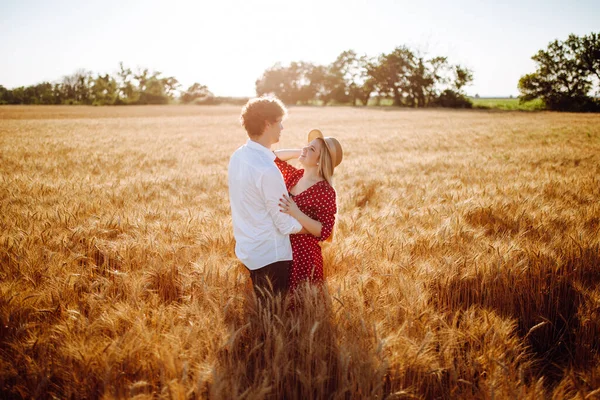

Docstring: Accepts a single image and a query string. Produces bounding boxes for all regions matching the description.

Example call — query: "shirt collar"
[246,139,276,161]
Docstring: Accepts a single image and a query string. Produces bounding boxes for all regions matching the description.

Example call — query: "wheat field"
[1,105,599,399]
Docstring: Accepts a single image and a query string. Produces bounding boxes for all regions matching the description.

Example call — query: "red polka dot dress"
[275,158,336,290]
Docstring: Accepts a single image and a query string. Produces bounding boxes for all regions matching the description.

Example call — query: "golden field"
[1,105,599,399]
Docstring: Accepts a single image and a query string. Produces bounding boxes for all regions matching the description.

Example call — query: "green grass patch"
[471,97,545,111]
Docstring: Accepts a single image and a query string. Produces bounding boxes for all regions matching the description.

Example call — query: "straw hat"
[307,129,343,168]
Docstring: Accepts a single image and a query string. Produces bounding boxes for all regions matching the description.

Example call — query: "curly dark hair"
[240,96,287,138]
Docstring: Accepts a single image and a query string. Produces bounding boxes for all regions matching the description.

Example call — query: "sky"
[1,0,599,98]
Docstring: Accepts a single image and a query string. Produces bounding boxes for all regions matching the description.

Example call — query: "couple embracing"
[228,96,343,297]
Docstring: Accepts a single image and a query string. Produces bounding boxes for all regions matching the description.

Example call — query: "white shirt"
[228,140,303,270]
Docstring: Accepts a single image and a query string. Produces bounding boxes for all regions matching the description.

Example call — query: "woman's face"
[299,139,322,167]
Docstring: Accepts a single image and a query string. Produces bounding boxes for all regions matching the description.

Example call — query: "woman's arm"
[274,149,301,162]
[282,188,337,241]
[274,155,300,183]
[279,194,323,237]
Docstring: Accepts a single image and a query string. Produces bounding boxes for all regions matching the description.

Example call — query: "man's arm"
[259,167,303,235]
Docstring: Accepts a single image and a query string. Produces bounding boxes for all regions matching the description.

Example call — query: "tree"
[407,57,432,107]
[369,46,417,106]
[330,50,358,105]
[162,76,180,99]
[255,63,293,103]
[128,67,177,105]
[518,33,600,111]
[320,65,347,105]
[435,89,473,108]
[0,85,7,104]
[91,74,118,105]
[255,62,320,105]
[116,62,138,104]
[138,73,167,104]
[452,65,473,92]
[59,69,93,104]
[424,56,451,105]
[329,50,375,106]
[31,82,56,104]
[305,65,329,104]
[10,87,26,104]
[576,33,600,96]
[180,83,213,104]
[289,62,319,104]
[356,76,376,106]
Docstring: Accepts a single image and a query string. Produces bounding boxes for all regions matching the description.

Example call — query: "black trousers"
[247,260,291,296]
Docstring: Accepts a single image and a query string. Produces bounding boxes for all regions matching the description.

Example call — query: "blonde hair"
[317,138,334,186]
[316,138,337,242]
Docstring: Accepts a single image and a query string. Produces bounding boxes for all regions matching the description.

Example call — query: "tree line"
[0,63,214,106]
[1,33,598,111]
[255,47,474,108]
[0,46,474,109]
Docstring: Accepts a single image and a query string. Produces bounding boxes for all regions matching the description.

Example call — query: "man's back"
[228,140,301,270]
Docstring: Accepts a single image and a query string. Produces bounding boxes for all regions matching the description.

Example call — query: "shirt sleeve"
[316,187,337,242]
[274,157,299,187]
[258,166,303,235]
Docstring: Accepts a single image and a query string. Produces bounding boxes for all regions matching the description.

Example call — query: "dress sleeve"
[274,157,299,186]
[316,186,337,242]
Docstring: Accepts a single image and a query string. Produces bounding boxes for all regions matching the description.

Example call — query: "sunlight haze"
[1,0,599,97]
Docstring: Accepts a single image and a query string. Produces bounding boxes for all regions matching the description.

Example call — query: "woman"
[275,129,343,290]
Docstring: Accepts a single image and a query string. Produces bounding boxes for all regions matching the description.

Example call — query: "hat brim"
[307,129,343,168]
[308,129,324,142]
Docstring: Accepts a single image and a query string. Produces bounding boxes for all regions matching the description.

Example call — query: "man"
[228,96,303,296]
